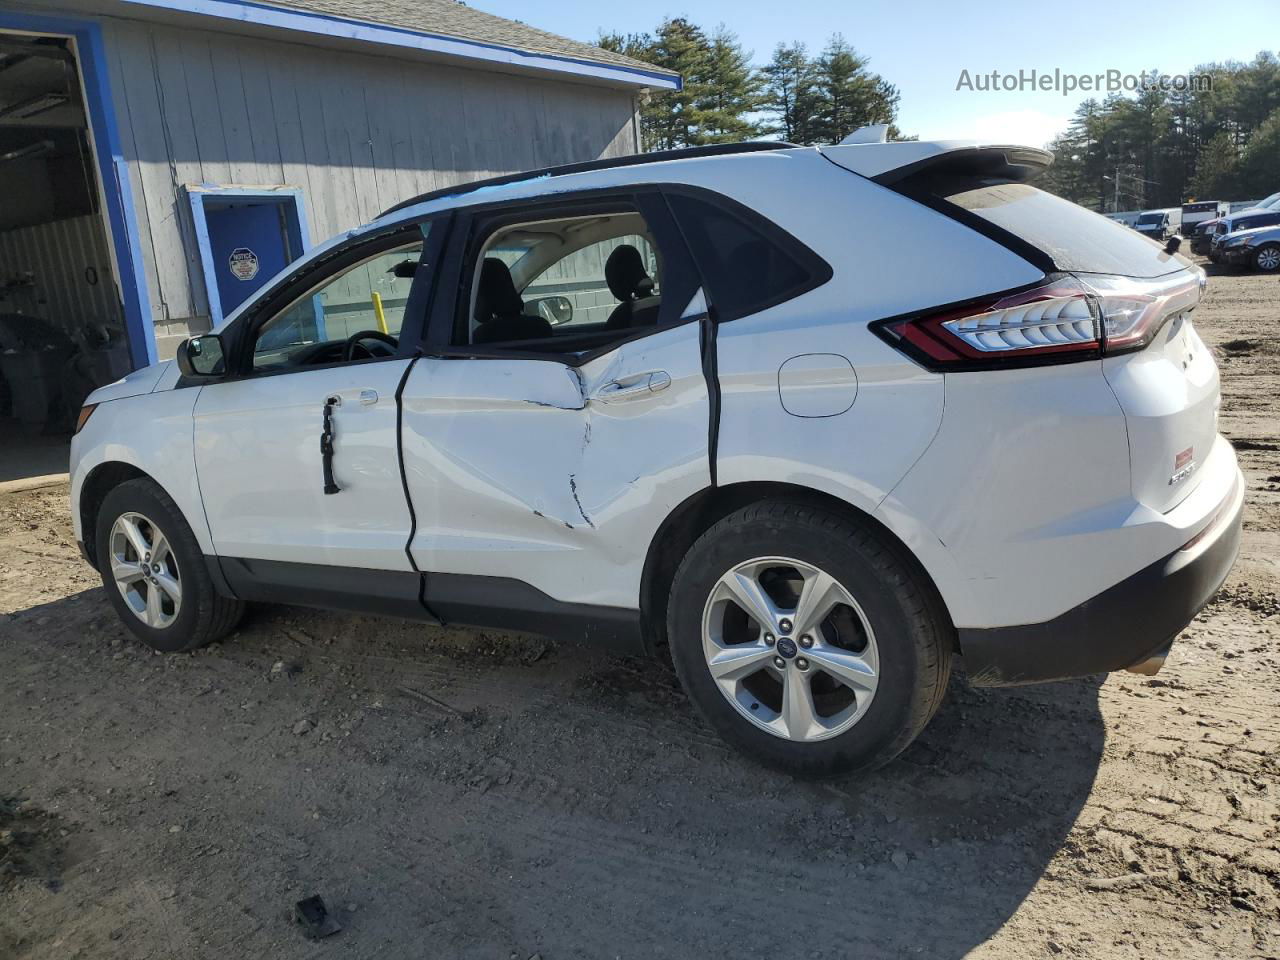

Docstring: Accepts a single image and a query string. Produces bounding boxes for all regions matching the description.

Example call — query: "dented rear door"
[399,317,711,609]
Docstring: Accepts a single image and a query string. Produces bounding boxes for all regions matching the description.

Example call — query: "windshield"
[1138,214,1163,224]
[1259,192,1280,210]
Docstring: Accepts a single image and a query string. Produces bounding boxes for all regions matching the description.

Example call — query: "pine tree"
[1237,107,1280,197]
[760,42,820,144]
[811,35,899,144]
[697,27,762,143]
[1191,132,1241,198]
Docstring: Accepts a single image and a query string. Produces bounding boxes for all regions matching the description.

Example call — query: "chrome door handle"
[592,370,671,403]
[359,389,378,405]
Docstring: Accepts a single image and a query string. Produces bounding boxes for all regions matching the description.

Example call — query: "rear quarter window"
[665,191,831,322]
[943,183,1188,279]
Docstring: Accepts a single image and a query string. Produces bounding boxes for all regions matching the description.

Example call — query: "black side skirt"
[211,557,645,656]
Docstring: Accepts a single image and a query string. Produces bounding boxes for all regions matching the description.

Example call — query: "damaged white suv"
[71,139,1242,776]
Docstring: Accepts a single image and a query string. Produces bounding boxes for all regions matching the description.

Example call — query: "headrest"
[474,257,524,322]
[604,245,653,302]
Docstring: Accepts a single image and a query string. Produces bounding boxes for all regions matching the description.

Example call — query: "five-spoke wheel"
[702,557,878,742]
[668,499,951,776]
[95,477,244,652]
[109,512,182,628]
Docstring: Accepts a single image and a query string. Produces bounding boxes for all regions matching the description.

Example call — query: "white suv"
[71,140,1243,776]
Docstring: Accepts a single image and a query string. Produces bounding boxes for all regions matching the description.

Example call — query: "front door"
[204,200,295,318]
[193,225,435,583]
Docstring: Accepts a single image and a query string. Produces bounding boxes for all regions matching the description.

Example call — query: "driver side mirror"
[176,334,227,379]
[1164,235,1182,255]
[528,295,573,326]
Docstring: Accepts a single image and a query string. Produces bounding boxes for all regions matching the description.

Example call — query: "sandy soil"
[1,261,1278,959]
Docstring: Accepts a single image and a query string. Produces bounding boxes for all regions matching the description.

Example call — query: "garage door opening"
[0,31,128,477]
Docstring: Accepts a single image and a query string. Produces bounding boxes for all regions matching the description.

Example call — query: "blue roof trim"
[116,0,682,91]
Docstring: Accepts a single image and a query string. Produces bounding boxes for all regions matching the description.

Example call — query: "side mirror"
[1164,235,1183,255]
[176,334,227,379]
[529,295,573,325]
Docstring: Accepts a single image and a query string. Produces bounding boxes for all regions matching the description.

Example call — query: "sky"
[472,0,1279,147]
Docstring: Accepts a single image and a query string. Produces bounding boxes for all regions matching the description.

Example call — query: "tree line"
[1036,53,1280,209]
[599,20,903,150]
[601,22,1278,211]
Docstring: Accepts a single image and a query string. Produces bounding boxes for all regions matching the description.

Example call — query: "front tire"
[667,500,951,777]
[1254,243,1280,273]
[95,478,244,652]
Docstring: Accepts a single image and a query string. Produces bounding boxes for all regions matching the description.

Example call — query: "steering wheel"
[342,329,399,361]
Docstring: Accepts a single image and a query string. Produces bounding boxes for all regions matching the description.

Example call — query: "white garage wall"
[97,16,639,350]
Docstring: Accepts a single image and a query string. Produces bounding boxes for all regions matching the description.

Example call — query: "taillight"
[875,271,1203,371]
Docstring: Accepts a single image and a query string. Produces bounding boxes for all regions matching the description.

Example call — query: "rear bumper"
[959,470,1244,687]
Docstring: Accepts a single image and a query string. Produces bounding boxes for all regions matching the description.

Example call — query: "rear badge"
[1169,447,1196,485]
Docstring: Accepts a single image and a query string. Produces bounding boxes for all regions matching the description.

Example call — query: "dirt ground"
[1,261,1278,960]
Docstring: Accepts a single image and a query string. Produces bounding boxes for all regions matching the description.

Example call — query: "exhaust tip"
[1125,643,1171,676]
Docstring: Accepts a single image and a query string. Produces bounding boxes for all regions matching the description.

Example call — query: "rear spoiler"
[821,142,1053,187]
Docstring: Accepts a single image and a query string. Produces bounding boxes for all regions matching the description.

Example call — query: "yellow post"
[371,291,388,334]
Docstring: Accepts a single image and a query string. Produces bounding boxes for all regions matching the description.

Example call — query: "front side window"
[251,236,424,372]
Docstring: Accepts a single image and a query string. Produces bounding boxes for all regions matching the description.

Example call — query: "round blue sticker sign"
[228,247,259,281]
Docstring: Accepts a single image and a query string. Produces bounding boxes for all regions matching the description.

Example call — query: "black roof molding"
[378,141,798,218]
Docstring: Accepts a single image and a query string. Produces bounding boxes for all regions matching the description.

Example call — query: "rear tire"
[1254,243,1280,273]
[95,478,244,652]
[666,499,951,778]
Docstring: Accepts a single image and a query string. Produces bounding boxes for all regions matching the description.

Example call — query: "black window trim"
[423,185,702,369]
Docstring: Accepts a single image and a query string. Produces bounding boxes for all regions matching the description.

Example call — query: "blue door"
[204,201,293,317]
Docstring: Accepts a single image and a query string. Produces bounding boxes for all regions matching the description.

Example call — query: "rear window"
[665,192,830,322]
[943,183,1187,279]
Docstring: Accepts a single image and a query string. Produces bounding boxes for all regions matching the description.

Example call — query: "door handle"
[320,396,340,495]
[591,370,671,403]
[359,389,378,405]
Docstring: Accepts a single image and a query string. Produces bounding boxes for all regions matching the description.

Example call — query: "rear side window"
[666,192,830,322]
[942,182,1186,279]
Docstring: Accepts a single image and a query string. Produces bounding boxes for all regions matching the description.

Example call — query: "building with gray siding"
[0,0,677,437]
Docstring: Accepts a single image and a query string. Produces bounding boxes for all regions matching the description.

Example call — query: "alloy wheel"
[1257,246,1280,271]
[109,512,182,629]
[700,556,879,742]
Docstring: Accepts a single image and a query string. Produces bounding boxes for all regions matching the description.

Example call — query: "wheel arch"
[78,461,158,570]
[639,481,956,655]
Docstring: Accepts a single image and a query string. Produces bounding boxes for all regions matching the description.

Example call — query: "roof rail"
[378,141,798,218]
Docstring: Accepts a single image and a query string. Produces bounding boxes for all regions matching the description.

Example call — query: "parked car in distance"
[1210,192,1280,260]
[70,137,1242,777]
[1217,224,1280,272]
[1135,209,1179,241]
[1181,200,1228,239]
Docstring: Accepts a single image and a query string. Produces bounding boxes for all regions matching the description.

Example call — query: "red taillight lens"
[876,271,1203,370]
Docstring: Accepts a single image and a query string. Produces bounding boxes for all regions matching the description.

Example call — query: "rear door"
[399,190,710,613]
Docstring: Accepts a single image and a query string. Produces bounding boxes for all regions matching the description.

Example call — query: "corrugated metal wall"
[96,16,639,351]
[0,213,124,335]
